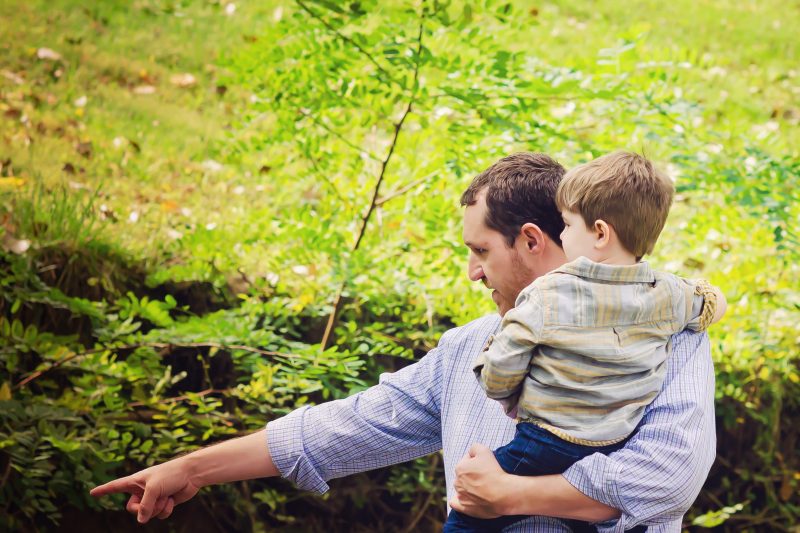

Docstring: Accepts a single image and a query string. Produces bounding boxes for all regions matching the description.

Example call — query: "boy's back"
[475,256,711,444]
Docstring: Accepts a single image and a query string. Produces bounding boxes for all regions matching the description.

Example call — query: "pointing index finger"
[90,476,140,498]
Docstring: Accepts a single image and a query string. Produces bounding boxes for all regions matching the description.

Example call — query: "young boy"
[444,151,726,532]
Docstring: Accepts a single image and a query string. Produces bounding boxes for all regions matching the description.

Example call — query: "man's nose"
[468,255,484,282]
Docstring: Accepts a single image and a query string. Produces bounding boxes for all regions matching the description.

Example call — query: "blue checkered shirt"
[267,314,716,532]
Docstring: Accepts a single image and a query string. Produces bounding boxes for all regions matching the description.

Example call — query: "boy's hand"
[90,457,200,524]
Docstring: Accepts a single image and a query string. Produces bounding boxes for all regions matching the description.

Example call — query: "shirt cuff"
[562,456,629,533]
[266,406,331,494]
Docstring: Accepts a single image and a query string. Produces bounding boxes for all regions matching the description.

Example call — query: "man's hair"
[460,152,566,247]
[555,151,674,259]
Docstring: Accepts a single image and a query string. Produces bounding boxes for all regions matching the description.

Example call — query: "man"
[91,153,716,531]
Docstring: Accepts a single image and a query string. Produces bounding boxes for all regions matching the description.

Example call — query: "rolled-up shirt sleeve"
[266,334,448,493]
[562,330,716,532]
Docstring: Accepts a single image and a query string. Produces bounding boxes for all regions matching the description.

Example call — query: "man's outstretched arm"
[90,429,278,523]
[452,330,716,530]
[92,324,453,522]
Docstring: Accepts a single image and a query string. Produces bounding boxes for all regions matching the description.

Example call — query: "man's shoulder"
[439,314,500,350]
[665,329,711,377]
[670,328,709,355]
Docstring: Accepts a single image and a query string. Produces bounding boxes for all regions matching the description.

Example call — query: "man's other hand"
[90,458,199,524]
[449,443,510,518]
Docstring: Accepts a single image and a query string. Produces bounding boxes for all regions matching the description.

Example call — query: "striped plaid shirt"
[475,257,708,444]
[267,314,716,532]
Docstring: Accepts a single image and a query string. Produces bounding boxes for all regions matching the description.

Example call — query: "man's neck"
[538,245,568,277]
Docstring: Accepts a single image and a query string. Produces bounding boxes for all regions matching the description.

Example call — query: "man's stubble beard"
[497,248,535,316]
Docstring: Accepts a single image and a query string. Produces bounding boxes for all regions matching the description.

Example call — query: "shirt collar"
[552,256,656,283]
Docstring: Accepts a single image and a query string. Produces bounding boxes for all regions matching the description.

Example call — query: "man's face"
[462,192,536,316]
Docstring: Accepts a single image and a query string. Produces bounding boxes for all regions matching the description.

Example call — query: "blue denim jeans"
[443,423,646,533]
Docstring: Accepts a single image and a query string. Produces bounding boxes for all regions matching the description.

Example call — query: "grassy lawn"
[2,0,796,283]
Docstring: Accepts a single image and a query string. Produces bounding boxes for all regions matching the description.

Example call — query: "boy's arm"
[473,289,543,401]
[710,286,727,324]
[453,330,716,530]
[681,277,726,330]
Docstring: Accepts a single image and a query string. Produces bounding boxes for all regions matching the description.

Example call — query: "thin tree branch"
[127,387,232,408]
[295,0,398,85]
[302,149,350,206]
[298,108,382,162]
[319,11,426,351]
[427,91,591,102]
[402,454,441,533]
[13,342,301,391]
[374,170,437,207]
[0,458,12,491]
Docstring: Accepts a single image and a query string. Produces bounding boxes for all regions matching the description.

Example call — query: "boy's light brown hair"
[556,151,674,260]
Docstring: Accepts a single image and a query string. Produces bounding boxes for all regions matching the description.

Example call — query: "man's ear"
[594,219,612,249]
[519,223,545,254]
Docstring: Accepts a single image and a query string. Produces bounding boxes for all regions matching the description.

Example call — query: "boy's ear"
[520,223,545,254]
[594,219,612,249]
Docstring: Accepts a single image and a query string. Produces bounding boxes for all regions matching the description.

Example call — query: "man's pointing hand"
[90,458,199,524]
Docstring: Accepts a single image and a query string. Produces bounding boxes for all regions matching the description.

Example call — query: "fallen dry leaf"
[76,141,93,158]
[2,234,31,255]
[68,180,90,190]
[160,200,180,212]
[37,47,62,61]
[166,228,183,240]
[132,85,156,95]
[1,70,24,85]
[0,177,26,188]
[201,159,223,173]
[170,73,196,88]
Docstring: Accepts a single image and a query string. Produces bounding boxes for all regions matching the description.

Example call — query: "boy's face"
[560,210,599,262]
[463,192,537,316]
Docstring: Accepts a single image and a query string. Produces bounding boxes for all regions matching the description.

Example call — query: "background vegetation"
[0,0,798,531]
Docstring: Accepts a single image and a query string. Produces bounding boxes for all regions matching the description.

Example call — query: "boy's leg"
[444,424,645,533]
[444,423,593,533]
[493,423,609,532]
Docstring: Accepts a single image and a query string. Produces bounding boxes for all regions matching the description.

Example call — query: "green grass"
[1,0,796,284]
[2,0,797,376]
[0,0,280,265]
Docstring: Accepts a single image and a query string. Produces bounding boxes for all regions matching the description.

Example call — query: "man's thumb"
[137,485,158,524]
